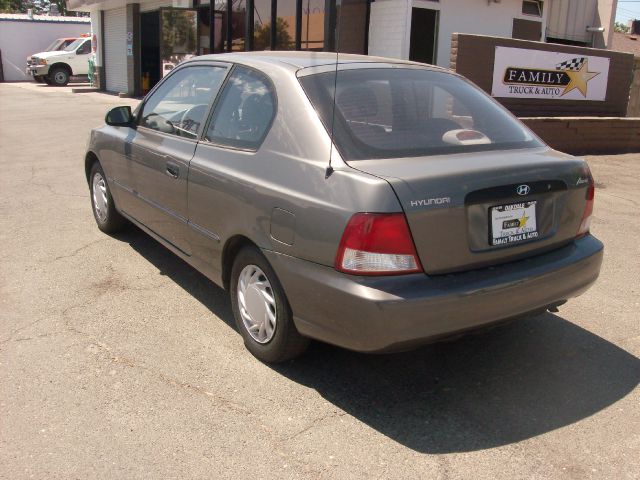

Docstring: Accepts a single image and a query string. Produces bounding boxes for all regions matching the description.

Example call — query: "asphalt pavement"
[0,82,638,479]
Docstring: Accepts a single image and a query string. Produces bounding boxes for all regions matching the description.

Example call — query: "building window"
[147,0,368,58]
[546,37,588,48]
[197,5,212,54]
[512,18,542,41]
[160,9,198,70]
[231,0,247,51]
[522,0,543,17]
[276,0,297,50]
[212,0,227,53]
[301,0,325,50]
[335,0,368,54]
[253,0,272,49]
[206,66,276,150]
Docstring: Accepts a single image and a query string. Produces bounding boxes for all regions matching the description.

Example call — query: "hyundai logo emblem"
[516,184,531,196]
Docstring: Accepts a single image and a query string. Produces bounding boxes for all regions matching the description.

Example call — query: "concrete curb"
[71,87,100,93]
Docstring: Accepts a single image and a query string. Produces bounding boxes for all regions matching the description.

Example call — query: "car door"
[127,63,229,254]
[71,39,91,74]
[187,65,278,278]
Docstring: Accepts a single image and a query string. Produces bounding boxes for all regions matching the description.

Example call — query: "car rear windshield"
[299,68,543,160]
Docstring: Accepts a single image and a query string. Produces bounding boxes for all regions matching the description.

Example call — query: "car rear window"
[299,68,543,160]
[204,66,276,150]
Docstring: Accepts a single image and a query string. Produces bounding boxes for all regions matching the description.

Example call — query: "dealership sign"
[491,47,610,101]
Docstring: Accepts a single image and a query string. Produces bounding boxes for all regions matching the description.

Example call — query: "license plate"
[490,201,538,246]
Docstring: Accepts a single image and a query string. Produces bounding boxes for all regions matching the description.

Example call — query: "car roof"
[188,51,447,73]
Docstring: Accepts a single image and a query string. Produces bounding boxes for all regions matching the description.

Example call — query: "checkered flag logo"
[556,57,587,71]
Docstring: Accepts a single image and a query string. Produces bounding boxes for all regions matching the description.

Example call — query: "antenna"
[325,0,341,179]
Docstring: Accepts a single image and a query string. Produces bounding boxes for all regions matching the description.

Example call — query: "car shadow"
[114,227,234,331]
[33,81,91,87]
[114,227,640,454]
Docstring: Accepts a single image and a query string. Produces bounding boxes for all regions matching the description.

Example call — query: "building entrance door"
[141,11,160,95]
[409,7,438,65]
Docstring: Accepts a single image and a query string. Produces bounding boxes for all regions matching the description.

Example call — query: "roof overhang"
[66,0,129,12]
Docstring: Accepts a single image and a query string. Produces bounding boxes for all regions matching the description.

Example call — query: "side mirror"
[105,106,134,127]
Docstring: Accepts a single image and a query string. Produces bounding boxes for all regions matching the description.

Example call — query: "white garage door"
[104,8,127,94]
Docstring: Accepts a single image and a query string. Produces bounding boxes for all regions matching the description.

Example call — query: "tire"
[49,66,70,86]
[34,75,44,83]
[89,162,127,234]
[230,246,309,363]
[43,76,53,85]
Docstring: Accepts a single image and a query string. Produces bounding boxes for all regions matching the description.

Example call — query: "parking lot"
[0,82,638,479]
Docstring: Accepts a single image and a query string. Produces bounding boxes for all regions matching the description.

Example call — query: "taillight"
[335,213,422,275]
[577,169,595,237]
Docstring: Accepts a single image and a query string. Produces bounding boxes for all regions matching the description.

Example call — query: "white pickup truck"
[29,37,92,86]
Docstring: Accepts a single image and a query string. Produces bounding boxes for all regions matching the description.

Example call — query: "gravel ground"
[0,82,638,479]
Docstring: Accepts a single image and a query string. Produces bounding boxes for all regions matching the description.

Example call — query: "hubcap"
[54,71,66,84]
[92,172,108,223]
[237,265,277,344]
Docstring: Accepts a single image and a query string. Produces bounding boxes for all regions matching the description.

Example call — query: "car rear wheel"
[89,162,127,234]
[230,246,309,363]
[49,66,70,86]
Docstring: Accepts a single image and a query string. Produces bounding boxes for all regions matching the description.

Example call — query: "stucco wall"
[368,0,409,60]
[368,0,548,67]
[0,20,90,81]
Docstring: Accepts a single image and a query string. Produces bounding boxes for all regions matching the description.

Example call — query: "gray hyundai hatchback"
[85,52,603,362]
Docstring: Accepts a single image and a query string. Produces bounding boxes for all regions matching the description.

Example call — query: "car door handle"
[166,162,180,179]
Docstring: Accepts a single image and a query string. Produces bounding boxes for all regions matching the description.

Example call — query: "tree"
[253,17,293,50]
[161,9,198,60]
[0,0,88,16]
[0,0,30,13]
[614,22,630,34]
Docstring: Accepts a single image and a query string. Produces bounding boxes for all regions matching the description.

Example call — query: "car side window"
[140,66,226,139]
[76,40,91,55]
[205,66,276,150]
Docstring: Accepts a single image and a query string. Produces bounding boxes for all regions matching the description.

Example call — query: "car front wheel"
[89,162,127,233]
[49,66,70,86]
[230,246,309,363]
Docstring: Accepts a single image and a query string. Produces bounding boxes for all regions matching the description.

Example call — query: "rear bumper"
[264,235,603,352]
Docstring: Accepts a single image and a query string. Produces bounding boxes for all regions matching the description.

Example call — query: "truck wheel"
[50,66,70,86]
[230,246,309,363]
